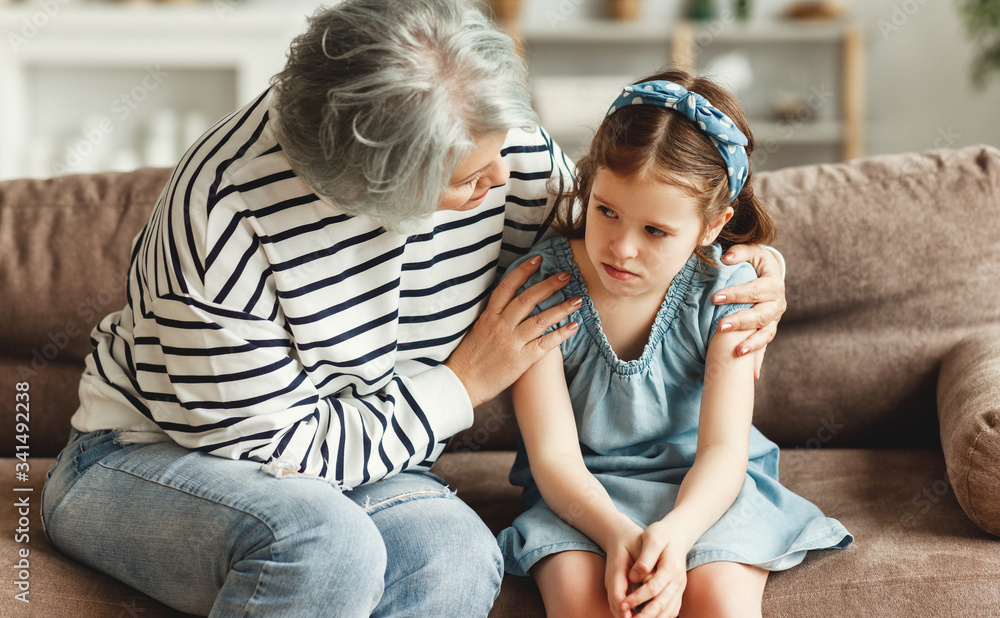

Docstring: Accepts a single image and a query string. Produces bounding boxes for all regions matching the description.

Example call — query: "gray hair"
[270,0,539,232]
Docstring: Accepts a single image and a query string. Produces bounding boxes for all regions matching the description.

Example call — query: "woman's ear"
[701,206,734,246]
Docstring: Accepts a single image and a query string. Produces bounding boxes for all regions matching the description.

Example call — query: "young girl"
[497,70,852,618]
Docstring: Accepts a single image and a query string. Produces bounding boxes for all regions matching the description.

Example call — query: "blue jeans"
[41,428,503,617]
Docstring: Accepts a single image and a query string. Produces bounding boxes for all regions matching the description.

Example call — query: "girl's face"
[584,167,731,302]
[438,131,510,212]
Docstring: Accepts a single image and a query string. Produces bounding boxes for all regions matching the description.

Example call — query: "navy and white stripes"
[72,88,574,489]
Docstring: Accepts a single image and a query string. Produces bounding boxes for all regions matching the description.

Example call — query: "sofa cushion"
[432,448,1000,617]
[0,168,170,362]
[0,169,171,457]
[750,146,1000,448]
[937,329,1000,535]
[5,449,997,617]
[3,360,89,457]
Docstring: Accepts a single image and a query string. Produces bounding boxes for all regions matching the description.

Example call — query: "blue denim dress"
[497,237,852,576]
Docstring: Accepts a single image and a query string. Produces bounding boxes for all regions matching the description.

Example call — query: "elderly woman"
[41,0,786,615]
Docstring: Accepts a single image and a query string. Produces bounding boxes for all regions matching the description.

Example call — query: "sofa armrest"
[937,330,1000,536]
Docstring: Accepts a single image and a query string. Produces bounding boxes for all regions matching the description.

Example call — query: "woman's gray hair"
[270,0,538,232]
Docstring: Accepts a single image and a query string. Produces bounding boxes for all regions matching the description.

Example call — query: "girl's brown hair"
[549,68,777,264]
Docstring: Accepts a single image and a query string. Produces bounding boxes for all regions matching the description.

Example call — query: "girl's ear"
[701,206,734,246]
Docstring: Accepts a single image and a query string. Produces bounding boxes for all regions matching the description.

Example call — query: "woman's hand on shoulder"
[445,255,582,407]
[713,243,787,380]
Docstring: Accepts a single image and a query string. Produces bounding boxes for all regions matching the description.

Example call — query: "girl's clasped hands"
[608,520,689,618]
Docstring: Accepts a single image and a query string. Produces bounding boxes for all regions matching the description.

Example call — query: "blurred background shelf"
[517,20,672,43]
[10,0,1000,179]
[0,3,310,180]
[752,119,845,144]
[520,16,863,170]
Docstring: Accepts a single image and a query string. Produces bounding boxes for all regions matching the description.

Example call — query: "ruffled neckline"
[551,236,698,377]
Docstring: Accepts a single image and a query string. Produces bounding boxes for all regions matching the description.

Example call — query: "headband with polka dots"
[605,80,750,200]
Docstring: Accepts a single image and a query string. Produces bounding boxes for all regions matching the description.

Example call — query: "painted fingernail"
[557,272,570,282]
[570,296,582,306]
[530,256,542,265]
[740,346,750,356]
[714,294,726,303]
[719,322,732,332]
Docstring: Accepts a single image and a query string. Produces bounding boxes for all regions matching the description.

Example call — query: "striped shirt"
[71,88,574,489]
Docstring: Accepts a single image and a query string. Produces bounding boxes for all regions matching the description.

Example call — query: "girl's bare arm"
[512,348,643,614]
[622,327,757,615]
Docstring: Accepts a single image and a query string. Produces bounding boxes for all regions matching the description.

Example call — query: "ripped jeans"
[41,428,503,617]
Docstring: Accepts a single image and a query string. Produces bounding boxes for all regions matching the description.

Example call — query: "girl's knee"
[539,582,611,618]
[681,562,766,618]
[534,552,611,618]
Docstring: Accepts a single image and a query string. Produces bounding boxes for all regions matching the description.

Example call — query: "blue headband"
[605,80,750,200]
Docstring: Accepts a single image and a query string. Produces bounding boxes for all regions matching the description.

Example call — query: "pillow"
[937,330,1000,536]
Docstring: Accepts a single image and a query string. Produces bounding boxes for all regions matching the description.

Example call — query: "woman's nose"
[486,154,510,187]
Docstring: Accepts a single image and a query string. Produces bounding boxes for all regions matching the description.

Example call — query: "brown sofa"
[3,145,999,617]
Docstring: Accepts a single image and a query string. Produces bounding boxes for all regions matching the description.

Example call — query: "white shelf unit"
[519,21,673,162]
[0,4,312,180]
[517,18,864,170]
[675,19,865,165]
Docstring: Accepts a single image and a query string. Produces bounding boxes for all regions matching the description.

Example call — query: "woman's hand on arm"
[445,256,581,408]
[715,244,787,378]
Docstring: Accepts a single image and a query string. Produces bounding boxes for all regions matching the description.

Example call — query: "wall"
[846,0,1000,155]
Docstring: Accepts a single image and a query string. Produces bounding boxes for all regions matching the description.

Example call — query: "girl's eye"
[596,205,616,218]
[646,226,668,238]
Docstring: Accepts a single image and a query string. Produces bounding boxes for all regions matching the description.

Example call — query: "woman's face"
[438,131,510,212]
